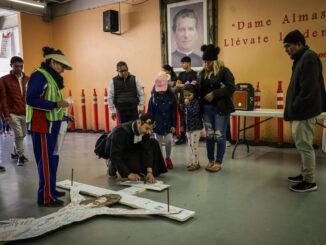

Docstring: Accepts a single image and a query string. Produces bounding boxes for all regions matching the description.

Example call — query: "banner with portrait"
[167,0,207,71]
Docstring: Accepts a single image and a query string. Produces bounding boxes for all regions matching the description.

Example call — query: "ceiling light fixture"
[9,0,46,8]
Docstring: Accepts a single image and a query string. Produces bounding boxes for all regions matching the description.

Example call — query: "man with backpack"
[95,113,167,183]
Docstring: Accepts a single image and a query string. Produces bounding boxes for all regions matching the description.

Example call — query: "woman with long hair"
[198,44,235,172]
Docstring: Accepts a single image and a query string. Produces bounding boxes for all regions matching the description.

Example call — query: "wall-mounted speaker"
[103,10,119,33]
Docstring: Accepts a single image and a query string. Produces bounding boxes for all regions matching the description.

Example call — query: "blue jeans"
[1,119,10,132]
[203,104,229,164]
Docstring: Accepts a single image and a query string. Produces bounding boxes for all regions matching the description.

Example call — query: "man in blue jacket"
[283,30,326,192]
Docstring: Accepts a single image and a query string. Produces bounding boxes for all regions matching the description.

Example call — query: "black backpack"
[94,132,112,159]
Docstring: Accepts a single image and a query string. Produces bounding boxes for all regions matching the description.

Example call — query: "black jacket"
[184,98,203,131]
[198,67,235,115]
[284,46,326,121]
[108,121,153,176]
[113,74,138,110]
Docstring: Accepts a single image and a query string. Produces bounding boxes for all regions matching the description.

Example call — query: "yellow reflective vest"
[26,68,64,123]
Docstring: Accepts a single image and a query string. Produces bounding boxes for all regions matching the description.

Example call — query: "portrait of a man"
[168,0,207,71]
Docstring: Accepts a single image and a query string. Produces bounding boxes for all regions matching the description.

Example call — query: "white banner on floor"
[0,188,179,242]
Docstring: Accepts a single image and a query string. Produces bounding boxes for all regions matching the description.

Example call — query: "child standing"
[175,56,198,145]
[1,119,12,136]
[183,82,203,171]
[147,74,177,169]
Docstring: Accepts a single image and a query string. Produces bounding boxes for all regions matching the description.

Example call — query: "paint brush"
[139,173,146,184]
[167,188,170,212]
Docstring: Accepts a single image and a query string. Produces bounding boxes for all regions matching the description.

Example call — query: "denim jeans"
[202,104,229,164]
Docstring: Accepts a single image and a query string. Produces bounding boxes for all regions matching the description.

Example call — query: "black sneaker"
[289,181,318,192]
[17,156,24,166]
[175,137,186,145]
[22,155,29,162]
[288,174,303,183]
[0,166,5,172]
[55,190,66,197]
[11,153,18,160]
[38,199,64,207]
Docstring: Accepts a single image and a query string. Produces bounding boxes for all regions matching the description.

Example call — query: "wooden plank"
[56,180,195,222]
[119,180,170,191]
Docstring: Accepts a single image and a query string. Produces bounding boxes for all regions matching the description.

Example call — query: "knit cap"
[283,30,306,45]
[201,44,220,61]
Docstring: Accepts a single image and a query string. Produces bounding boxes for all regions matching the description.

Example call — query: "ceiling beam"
[51,0,123,17]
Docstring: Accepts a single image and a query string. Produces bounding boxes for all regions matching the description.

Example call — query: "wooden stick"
[167,188,170,212]
[71,168,74,186]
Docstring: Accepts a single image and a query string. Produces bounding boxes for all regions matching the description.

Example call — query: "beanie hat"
[283,30,306,45]
[201,44,220,61]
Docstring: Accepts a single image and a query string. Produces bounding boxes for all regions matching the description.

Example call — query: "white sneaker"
[226,141,231,147]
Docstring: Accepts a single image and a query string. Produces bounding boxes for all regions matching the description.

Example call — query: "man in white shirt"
[0,56,29,166]
[108,61,145,123]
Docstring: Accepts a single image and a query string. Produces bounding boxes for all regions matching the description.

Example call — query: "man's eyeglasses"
[118,69,128,73]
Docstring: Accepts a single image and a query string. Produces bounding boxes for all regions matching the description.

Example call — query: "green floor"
[0,133,326,245]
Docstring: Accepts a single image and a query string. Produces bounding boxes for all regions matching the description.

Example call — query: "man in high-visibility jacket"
[26,47,72,207]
